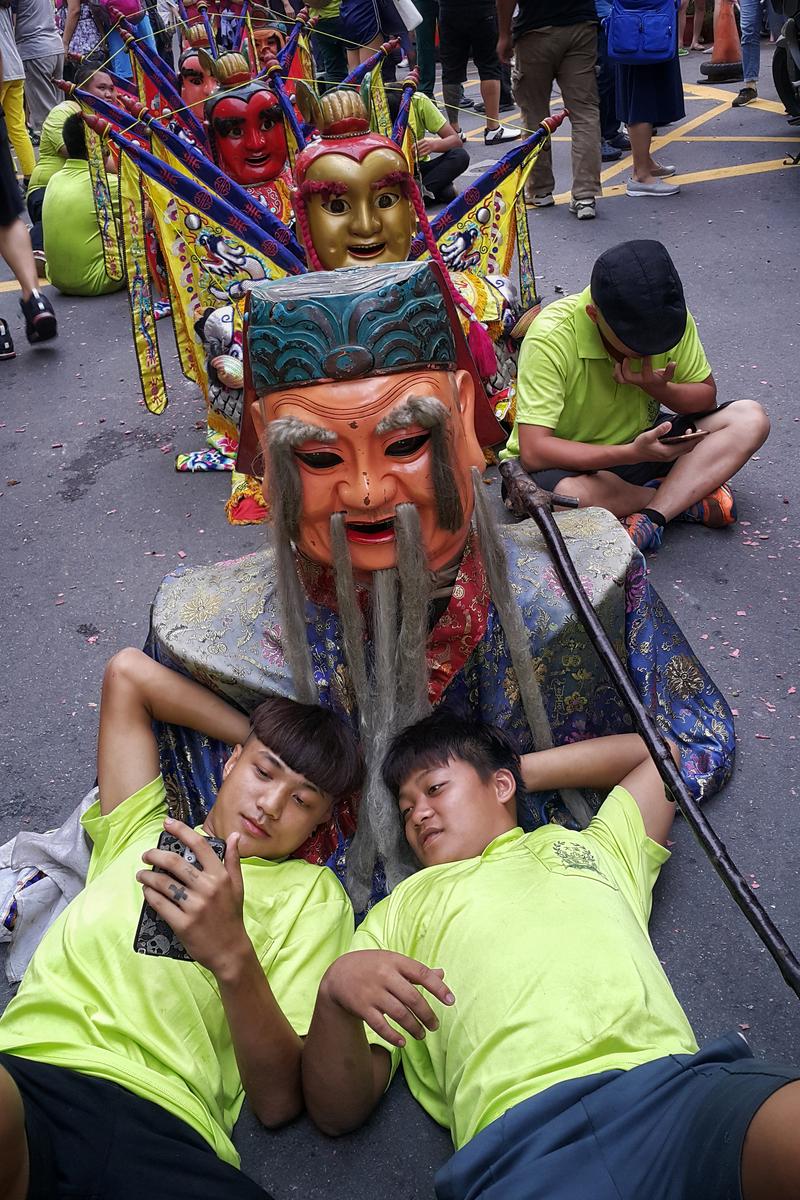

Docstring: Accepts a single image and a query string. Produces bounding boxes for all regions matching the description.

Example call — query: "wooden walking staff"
[498,457,800,1000]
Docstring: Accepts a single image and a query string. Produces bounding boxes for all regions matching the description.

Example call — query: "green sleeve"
[670,310,712,385]
[263,871,355,1037]
[81,775,167,883]
[513,330,568,431]
[582,786,670,925]
[419,93,448,135]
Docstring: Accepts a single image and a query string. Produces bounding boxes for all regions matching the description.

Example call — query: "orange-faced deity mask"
[179,49,219,109]
[245,262,501,576]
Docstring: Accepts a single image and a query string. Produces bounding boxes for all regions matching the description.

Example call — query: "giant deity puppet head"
[245,261,500,577]
[242,262,563,905]
[178,26,219,110]
[292,88,419,272]
[205,56,288,188]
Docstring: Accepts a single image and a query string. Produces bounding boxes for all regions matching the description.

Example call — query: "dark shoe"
[601,140,623,161]
[607,130,631,150]
[20,289,57,344]
[434,183,457,204]
[460,95,476,109]
[0,316,15,360]
[732,86,758,107]
[473,99,516,114]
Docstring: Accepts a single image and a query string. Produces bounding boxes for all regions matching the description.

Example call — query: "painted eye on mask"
[258,109,280,131]
[295,448,344,469]
[375,192,400,210]
[321,196,350,215]
[384,431,431,458]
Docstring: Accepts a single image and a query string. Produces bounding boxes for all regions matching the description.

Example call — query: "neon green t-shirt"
[42,159,125,297]
[352,786,697,1150]
[0,777,354,1167]
[27,100,79,193]
[500,287,712,461]
[408,93,448,161]
[315,0,341,17]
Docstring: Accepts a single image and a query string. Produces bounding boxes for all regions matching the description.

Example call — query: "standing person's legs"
[738,0,762,96]
[414,0,438,97]
[628,121,655,180]
[106,27,132,79]
[312,17,348,91]
[0,82,36,180]
[690,0,707,48]
[554,22,601,202]
[22,54,65,134]
[438,9,470,131]
[512,29,558,199]
[596,21,620,141]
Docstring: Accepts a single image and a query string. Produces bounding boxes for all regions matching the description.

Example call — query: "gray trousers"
[23,53,64,132]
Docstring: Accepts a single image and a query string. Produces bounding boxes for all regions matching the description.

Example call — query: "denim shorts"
[435,1033,800,1200]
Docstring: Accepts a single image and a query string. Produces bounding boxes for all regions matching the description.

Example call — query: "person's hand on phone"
[320,949,455,1048]
[613,356,677,397]
[137,819,250,976]
[629,422,703,463]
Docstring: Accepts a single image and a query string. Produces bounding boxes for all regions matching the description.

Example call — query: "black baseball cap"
[590,240,687,356]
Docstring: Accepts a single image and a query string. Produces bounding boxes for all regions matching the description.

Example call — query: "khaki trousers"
[512,22,601,202]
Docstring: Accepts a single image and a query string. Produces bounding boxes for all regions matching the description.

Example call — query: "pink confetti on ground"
[789,687,797,696]
[729,648,740,658]
[177,550,187,559]
[736,610,747,616]
[85,635,98,644]
[754,733,771,740]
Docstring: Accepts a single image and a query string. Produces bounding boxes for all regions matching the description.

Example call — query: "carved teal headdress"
[246,261,457,393]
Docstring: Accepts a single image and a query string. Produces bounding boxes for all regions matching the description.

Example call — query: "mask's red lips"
[345,516,395,544]
[348,243,387,259]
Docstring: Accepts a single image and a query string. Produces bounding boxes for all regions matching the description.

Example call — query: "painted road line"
[552,155,795,204]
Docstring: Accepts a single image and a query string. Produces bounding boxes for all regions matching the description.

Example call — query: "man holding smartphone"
[0,649,362,1200]
[500,240,770,552]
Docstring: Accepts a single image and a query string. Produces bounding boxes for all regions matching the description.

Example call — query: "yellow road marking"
[0,279,23,293]
[600,99,731,182]
[551,155,795,204]
[684,81,787,113]
[679,134,800,142]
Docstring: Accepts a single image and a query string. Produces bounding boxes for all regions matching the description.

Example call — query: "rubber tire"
[773,43,800,118]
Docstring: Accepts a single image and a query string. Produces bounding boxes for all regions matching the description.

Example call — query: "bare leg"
[555,471,657,518]
[741,1081,800,1200]
[0,218,39,301]
[678,0,689,46]
[359,35,382,63]
[644,400,770,522]
[0,1065,29,1200]
[691,0,707,48]
[628,121,657,184]
[480,78,501,130]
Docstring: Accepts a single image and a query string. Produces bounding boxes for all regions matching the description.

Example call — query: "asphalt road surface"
[1,47,799,1199]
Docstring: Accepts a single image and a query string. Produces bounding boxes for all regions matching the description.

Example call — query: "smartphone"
[658,429,710,446]
[133,830,226,961]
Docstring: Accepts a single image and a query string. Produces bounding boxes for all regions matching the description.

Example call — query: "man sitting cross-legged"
[0,648,362,1200]
[303,712,800,1200]
[500,239,770,553]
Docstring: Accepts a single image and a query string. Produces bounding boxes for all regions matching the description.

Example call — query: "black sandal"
[19,289,57,344]
[0,316,15,360]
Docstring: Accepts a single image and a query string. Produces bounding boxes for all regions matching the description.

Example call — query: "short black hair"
[248,697,363,803]
[68,57,109,88]
[381,710,522,801]
[62,112,88,160]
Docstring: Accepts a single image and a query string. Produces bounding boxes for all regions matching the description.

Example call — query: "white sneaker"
[484,124,522,146]
[527,192,554,208]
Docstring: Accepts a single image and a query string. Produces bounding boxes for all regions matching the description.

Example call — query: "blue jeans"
[106,12,157,81]
[738,0,762,85]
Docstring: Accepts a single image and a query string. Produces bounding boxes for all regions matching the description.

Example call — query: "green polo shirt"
[500,287,711,460]
[27,100,79,194]
[408,93,448,161]
[351,786,697,1150]
[42,159,125,297]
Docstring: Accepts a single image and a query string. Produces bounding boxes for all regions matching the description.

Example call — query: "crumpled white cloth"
[0,790,95,985]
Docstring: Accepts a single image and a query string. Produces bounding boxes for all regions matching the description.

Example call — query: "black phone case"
[133,830,226,961]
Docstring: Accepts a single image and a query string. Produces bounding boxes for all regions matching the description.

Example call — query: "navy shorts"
[0,1053,272,1200]
[530,401,734,495]
[435,1033,800,1200]
[340,0,402,46]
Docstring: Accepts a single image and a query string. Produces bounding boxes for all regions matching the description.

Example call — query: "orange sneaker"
[679,484,737,528]
[623,512,664,553]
